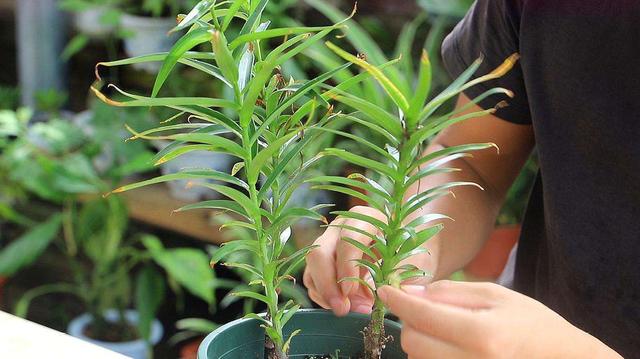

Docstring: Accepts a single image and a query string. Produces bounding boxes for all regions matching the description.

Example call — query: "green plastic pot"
[198,309,406,358]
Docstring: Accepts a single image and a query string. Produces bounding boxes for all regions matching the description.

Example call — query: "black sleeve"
[442,0,532,124]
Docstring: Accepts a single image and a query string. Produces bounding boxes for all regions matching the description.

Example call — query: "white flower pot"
[120,13,180,72]
[73,6,115,38]
[67,309,164,359]
[67,309,163,359]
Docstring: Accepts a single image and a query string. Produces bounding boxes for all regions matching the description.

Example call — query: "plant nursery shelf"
[121,184,231,244]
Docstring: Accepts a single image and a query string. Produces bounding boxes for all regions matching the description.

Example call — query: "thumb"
[422,280,499,310]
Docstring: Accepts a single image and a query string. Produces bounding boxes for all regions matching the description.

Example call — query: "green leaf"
[311,184,384,212]
[0,214,62,276]
[326,41,409,112]
[169,133,246,158]
[331,210,388,232]
[321,148,396,179]
[176,200,249,219]
[247,132,298,185]
[222,0,245,31]
[14,283,78,318]
[230,25,340,51]
[341,236,378,260]
[409,143,497,173]
[407,51,433,126]
[92,85,237,110]
[143,236,215,305]
[108,170,248,196]
[309,176,391,202]
[210,239,259,266]
[61,34,89,61]
[152,27,214,97]
[338,276,375,293]
[332,95,402,139]
[250,63,352,145]
[236,0,269,38]
[211,31,239,88]
[135,265,165,341]
[231,290,270,304]
[171,0,215,33]
[191,182,256,217]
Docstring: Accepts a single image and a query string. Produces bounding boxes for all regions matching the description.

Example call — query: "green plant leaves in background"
[0,214,62,276]
[135,265,166,341]
[143,236,215,306]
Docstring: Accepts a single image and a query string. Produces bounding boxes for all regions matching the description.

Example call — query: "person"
[303,0,639,357]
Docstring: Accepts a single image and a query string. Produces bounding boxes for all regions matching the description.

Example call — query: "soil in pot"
[84,318,139,342]
[198,309,406,359]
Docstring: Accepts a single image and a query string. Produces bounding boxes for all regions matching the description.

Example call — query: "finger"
[305,218,349,316]
[336,206,385,296]
[303,221,342,292]
[307,289,330,309]
[378,286,482,343]
[349,277,374,314]
[425,280,501,309]
[402,326,466,359]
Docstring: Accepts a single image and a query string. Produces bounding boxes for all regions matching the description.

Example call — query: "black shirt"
[442,0,639,356]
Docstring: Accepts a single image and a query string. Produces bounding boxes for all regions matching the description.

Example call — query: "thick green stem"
[244,129,287,359]
[365,140,413,358]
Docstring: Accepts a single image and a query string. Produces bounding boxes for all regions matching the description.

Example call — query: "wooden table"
[0,311,128,359]
[121,183,325,247]
[122,184,230,244]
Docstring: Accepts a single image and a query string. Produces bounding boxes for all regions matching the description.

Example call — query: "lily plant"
[89,0,385,357]
[310,43,518,358]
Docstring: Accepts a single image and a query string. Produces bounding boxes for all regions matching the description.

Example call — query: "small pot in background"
[73,6,116,38]
[120,14,180,72]
[464,225,520,280]
[179,337,203,359]
[67,309,163,359]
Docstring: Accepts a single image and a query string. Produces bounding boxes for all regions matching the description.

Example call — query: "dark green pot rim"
[198,309,403,358]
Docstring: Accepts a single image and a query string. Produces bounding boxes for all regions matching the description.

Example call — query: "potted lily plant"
[92,0,516,358]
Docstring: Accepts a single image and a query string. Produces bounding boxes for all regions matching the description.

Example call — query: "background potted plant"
[0,108,63,308]
[2,105,217,358]
[119,0,200,71]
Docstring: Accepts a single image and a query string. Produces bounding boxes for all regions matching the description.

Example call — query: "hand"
[378,281,622,359]
[303,206,434,316]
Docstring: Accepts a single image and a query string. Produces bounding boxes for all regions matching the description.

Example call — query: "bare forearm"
[407,143,504,280]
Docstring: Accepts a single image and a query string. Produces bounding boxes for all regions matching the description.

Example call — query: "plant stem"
[363,297,387,359]
[243,129,286,359]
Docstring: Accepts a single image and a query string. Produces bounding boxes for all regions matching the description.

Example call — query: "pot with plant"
[119,0,200,71]
[91,0,516,358]
[4,109,217,359]
[92,0,406,357]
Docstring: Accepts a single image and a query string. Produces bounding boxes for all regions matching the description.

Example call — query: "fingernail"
[340,281,354,296]
[354,304,372,314]
[329,297,348,316]
[401,285,428,297]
